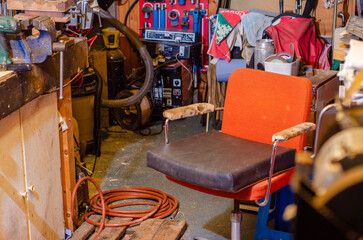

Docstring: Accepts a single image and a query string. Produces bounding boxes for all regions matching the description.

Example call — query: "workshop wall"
[115,0,219,75]
[115,0,354,72]
[230,0,355,36]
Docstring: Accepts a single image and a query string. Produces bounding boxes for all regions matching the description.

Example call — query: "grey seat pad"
[147,130,296,192]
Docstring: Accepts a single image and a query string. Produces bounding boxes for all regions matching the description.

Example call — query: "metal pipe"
[311,103,336,159]
[331,0,338,64]
[165,119,170,144]
[59,40,64,100]
[255,140,280,207]
[230,212,242,240]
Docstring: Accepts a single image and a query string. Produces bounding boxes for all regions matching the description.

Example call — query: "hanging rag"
[208,10,248,62]
[241,12,273,47]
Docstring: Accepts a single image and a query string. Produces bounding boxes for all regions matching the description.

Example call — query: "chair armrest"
[272,122,316,142]
[163,103,216,121]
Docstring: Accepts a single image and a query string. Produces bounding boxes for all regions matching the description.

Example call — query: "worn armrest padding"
[163,103,215,121]
[147,130,295,192]
[272,122,316,142]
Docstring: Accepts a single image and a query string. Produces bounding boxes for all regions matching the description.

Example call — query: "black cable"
[303,0,317,17]
[124,0,139,25]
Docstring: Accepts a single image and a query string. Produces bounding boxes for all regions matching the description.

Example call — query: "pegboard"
[139,0,209,66]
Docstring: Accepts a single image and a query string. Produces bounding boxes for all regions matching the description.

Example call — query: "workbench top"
[0,38,88,121]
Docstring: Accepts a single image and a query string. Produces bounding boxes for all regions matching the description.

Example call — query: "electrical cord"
[71,177,179,231]
[175,53,193,91]
[48,69,83,93]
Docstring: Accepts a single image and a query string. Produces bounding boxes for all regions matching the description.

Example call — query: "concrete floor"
[84,116,258,240]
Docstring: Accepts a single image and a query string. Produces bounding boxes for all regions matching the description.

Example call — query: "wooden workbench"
[0,38,88,239]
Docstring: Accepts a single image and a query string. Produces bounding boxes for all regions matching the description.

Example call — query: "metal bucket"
[254,39,275,70]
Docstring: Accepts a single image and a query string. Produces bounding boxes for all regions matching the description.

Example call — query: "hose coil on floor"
[71,177,179,237]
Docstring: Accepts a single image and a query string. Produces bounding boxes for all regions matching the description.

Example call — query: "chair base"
[254,186,293,240]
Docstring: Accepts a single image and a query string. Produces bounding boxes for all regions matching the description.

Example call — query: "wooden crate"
[8,0,73,12]
[70,218,187,240]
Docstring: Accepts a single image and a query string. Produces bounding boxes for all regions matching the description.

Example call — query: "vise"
[9,15,56,65]
[0,14,56,71]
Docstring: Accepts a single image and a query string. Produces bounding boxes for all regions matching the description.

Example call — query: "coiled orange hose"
[71,177,106,240]
[71,178,179,235]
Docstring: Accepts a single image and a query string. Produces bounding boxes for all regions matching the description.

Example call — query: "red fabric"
[265,17,326,69]
[207,10,248,62]
[167,169,295,201]
[220,10,247,27]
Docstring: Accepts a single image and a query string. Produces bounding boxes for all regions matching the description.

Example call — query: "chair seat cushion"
[147,130,296,192]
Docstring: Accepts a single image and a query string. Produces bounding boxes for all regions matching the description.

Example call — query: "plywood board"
[90,51,109,128]
[21,92,65,239]
[117,1,141,76]
[0,109,29,239]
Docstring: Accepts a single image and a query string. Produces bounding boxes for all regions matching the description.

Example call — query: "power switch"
[179,46,185,57]
[173,79,181,87]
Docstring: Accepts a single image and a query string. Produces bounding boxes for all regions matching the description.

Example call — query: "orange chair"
[147,68,315,239]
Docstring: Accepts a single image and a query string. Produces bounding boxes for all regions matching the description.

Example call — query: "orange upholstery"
[222,68,313,151]
[164,69,312,200]
[167,168,295,201]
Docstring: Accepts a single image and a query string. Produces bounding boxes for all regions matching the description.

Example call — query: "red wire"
[83,27,93,37]
[88,35,98,49]
[78,75,84,87]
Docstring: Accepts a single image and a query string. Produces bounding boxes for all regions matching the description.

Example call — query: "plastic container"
[264,58,300,76]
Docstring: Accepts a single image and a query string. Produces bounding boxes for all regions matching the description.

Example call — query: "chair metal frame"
[162,102,315,240]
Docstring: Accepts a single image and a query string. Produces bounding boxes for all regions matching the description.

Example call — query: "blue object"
[178,0,185,5]
[153,4,159,29]
[188,8,206,34]
[160,4,166,29]
[168,10,179,27]
[181,10,189,29]
[216,59,247,82]
[254,185,293,240]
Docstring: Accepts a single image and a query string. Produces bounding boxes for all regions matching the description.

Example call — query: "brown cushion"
[147,130,296,192]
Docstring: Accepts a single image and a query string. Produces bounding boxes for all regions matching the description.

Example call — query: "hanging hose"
[124,0,139,25]
[95,7,154,108]
[91,62,103,157]
[71,177,179,231]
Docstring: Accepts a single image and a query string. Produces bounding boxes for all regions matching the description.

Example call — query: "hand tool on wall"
[181,10,189,29]
[153,4,159,29]
[142,5,152,19]
[160,4,166,29]
[188,0,206,35]
[169,9,179,27]
[279,0,284,14]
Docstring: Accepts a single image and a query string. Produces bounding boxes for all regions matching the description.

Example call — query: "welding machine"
[154,61,192,109]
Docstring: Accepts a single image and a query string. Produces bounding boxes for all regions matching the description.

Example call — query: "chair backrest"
[221,68,313,151]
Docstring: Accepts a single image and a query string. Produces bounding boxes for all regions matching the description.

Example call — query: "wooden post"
[58,83,77,231]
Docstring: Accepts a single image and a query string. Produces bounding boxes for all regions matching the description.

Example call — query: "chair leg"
[254,194,293,240]
[231,200,242,240]
[274,185,294,231]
